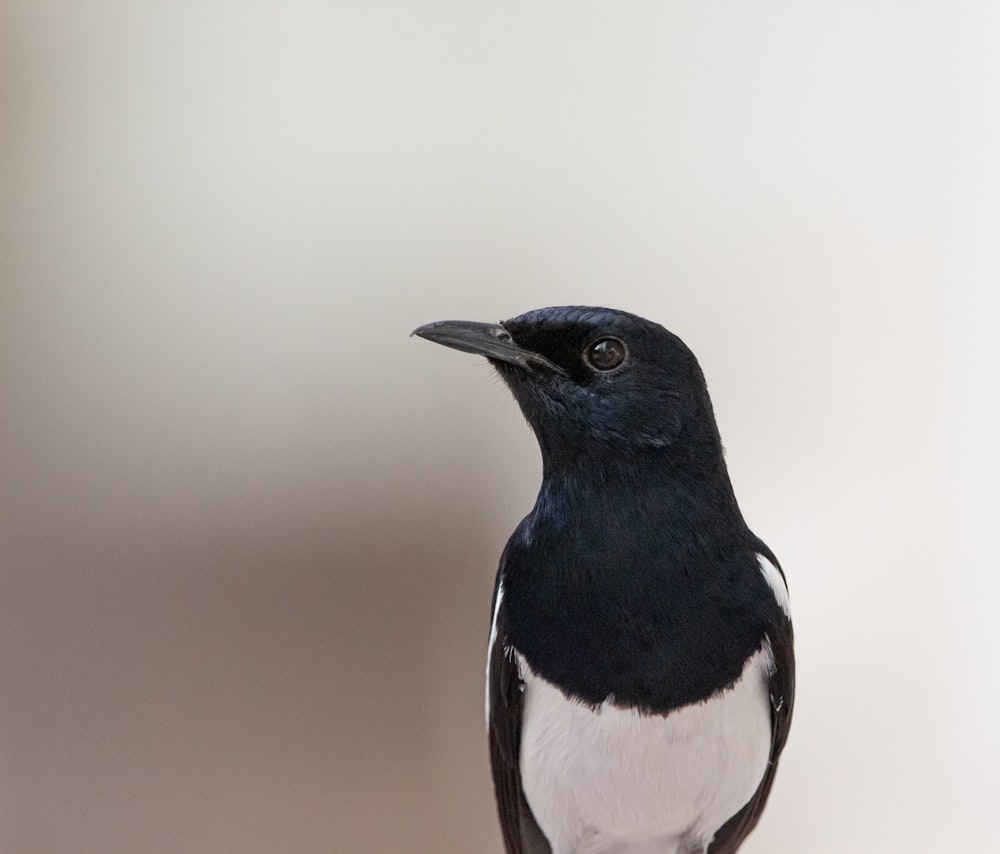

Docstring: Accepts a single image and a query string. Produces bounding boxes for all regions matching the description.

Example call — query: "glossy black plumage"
[414,306,795,854]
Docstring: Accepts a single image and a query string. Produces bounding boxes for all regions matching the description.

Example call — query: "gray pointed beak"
[411,319,564,374]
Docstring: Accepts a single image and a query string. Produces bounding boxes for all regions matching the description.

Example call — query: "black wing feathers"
[487,593,551,854]
[708,613,795,854]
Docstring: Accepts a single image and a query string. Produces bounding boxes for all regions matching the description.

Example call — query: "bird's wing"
[487,585,551,854]
[708,613,795,854]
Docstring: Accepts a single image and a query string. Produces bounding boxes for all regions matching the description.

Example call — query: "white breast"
[518,644,775,854]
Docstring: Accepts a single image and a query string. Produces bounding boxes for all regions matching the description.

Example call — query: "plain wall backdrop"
[2,2,998,852]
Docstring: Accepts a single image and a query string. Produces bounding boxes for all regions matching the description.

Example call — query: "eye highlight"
[584,337,627,372]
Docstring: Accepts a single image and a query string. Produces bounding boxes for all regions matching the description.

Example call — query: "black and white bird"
[413,306,794,854]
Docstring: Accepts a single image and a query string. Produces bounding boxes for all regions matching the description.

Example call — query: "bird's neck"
[528,455,748,568]
[535,445,746,540]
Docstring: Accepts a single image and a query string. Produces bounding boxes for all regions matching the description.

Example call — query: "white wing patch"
[757,554,791,617]
[485,579,505,725]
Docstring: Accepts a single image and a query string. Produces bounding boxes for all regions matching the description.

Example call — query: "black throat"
[500,448,774,714]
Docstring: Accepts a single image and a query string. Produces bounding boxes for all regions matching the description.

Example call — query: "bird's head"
[413,306,723,472]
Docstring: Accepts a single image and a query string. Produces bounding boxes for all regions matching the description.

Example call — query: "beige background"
[2,2,998,853]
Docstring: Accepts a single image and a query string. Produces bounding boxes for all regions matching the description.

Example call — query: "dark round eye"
[584,337,627,372]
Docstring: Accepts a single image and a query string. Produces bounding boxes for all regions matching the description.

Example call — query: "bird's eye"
[584,337,627,372]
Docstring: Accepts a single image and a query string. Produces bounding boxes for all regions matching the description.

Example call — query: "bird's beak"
[411,319,564,374]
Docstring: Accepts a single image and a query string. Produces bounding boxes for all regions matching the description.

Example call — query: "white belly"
[518,644,774,854]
